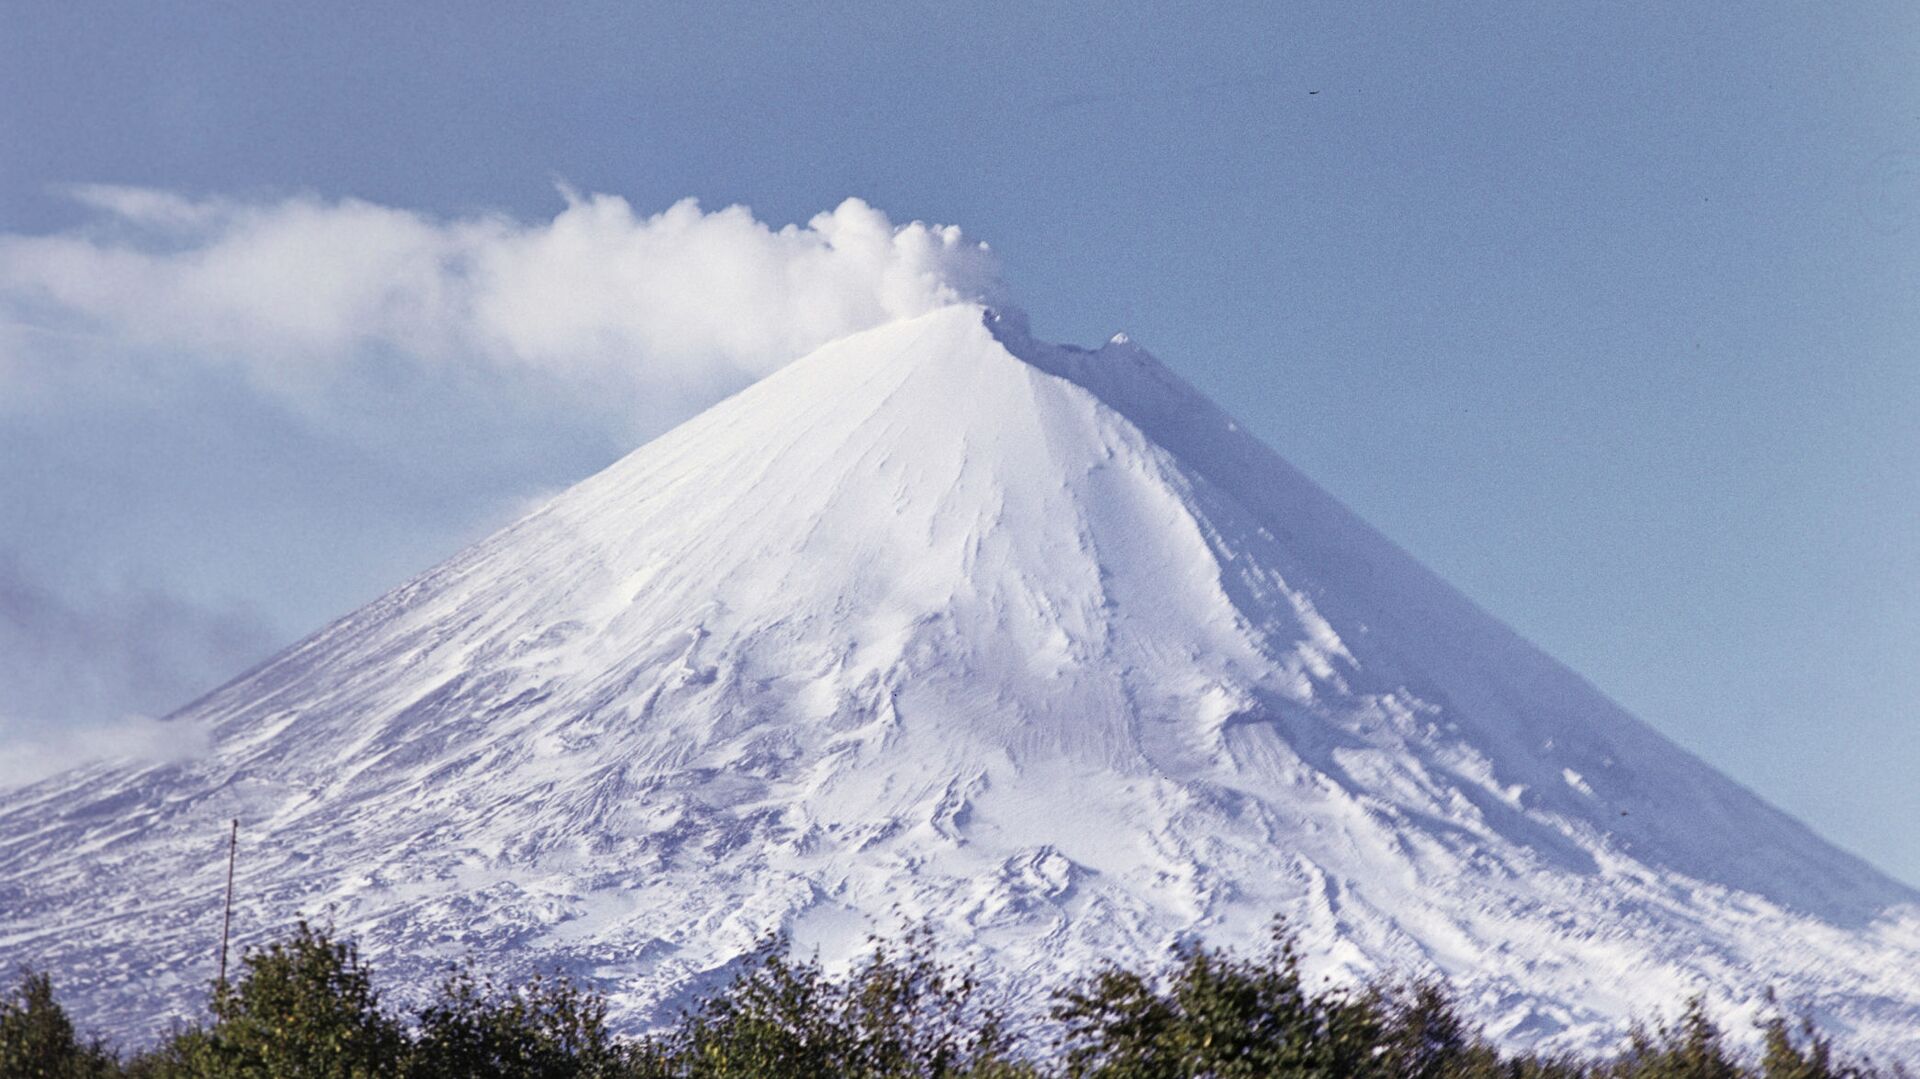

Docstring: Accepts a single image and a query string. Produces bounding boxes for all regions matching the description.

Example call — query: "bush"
[17,919,1897,1079]
[1052,926,1440,1078]
[637,927,1028,1078]
[121,919,405,1079]
[410,966,623,1079]
[0,969,119,1078]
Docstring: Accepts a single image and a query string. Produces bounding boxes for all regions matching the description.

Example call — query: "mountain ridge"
[990,306,1911,924]
[3,304,1917,1057]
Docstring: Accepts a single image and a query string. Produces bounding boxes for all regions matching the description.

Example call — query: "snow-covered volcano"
[3,304,1917,1055]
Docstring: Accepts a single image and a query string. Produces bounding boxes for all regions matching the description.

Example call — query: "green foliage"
[114,1027,217,1079]
[15,919,1901,1079]
[1,970,119,1078]
[409,966,623,1079]
[113,919,405,1079]
[1758,1016,1849,1079]
[1370,980,1512,1079]
[1051,926,1459,1078]
[648,938,843,1077]
[636,927,1028,1077]
[1052,927,1344,1077]
[1610,998,1747,1079]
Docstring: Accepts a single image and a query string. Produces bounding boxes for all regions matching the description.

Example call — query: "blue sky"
[2,3,1917,883]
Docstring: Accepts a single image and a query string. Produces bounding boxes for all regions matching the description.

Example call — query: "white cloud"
[0,553,274,729]
[0,714,211,790]
[0,188,1004,413]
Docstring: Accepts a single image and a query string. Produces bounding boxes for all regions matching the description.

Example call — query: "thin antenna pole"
[217,818,238,992]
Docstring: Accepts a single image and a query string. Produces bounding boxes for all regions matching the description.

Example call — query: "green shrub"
[1051,926,1381,1077]
[17,919,1898,1079]
[176,919,404,1079]
[409,965,623,1079]
[639,927,1027,1078]
[1,970,119,1079]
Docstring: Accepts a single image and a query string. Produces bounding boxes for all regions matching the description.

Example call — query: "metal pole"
[217,818,238,991]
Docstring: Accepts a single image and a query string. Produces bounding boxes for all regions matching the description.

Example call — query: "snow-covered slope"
[3,304,1917,1056]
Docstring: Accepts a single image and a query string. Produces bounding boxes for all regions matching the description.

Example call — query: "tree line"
[1,919,1892,1078]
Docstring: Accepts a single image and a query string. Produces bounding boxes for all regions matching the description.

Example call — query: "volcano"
[4,304,1916,1055]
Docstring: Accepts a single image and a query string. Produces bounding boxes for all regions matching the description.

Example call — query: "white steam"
[0,187,1004,407]
[0,714,211,790]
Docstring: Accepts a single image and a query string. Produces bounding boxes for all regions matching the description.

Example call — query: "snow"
[2,303,1918,1058]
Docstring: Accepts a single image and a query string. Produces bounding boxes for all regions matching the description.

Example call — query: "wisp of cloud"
[0,188,1005,412]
